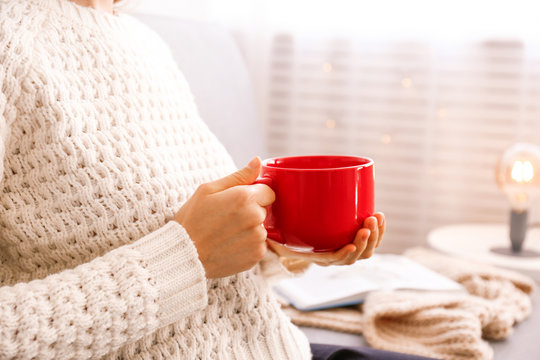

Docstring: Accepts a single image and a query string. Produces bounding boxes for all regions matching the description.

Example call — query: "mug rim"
[261,155,374,171]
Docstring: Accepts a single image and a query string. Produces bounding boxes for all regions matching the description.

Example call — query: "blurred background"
[131,0,540,253]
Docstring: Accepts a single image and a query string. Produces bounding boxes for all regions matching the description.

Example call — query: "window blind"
[264,35,540,252]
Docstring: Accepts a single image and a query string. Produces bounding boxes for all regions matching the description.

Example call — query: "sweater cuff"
[129,221,208,327]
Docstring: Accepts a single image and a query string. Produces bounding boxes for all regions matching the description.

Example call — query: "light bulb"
[496,143,540,211]
[495,142,540,253]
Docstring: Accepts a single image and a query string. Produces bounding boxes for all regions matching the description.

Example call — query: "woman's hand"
[174,157,275,279]
[268,212,385,267]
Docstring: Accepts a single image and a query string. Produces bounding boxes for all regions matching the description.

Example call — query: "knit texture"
[283,248,535,360]
[0,0,311,359]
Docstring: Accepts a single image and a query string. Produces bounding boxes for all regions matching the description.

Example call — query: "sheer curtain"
[136,0,540,252]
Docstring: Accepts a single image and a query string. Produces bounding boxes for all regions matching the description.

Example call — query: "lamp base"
[428,224,540,281]
[490,246,540,258]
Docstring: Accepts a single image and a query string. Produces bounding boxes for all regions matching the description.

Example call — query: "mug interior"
[264,155,372,170]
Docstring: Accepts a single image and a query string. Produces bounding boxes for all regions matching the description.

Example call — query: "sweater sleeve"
[0,222,208,360]
[0,36,208,360]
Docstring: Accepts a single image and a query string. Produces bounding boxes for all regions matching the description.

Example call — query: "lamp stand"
[491,209,540,257]
[510,209,528,252]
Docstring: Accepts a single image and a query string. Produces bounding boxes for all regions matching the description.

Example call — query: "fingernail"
[247,157,260,169]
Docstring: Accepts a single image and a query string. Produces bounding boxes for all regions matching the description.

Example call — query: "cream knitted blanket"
[282,248,536,360]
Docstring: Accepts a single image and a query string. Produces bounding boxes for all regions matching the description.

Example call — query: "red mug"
[255,155,375,253]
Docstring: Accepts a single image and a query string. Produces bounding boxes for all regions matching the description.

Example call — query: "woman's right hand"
[174,157,275,279]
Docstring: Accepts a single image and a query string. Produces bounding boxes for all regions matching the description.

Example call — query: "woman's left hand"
[268,212,385,267]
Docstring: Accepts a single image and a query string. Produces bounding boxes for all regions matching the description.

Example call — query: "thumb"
[207,157,262,193]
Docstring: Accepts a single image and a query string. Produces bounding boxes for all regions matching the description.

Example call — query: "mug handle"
[253,177,284,245]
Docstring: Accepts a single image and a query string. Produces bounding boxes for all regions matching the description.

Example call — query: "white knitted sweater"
[0,0,311,359]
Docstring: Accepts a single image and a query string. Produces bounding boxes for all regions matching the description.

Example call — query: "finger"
[236,224,268,245]
[361,217,379,259]
[255,206,267,225]
[350,228,370,262]
[342,228,371,265]
[251,183,276,207]
[332,231,366,266]
[239,204,268,229]
[206,157,261,193]
[374,212,385,248]
[335,244,357,264]
[342,245,361,265]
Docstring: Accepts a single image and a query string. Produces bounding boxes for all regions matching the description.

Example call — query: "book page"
[273,254,464,310]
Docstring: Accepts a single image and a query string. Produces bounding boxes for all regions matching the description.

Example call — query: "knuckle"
[269,188,276,202]
[256,207,267,224]
[234,188,252,204]
[262,186,276,203]
[254,243,267,260]
[197,183,212,194]
[247,243,267,265]
[255,225,267,240]
[248,225,266,241]
[242,207,266,228]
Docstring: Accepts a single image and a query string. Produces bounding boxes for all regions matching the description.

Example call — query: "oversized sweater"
[0,0,311,359]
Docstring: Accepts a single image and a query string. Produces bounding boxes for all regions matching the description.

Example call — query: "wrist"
[173,207,186,227]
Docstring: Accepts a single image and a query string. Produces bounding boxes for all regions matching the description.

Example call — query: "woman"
[0,0,398,359]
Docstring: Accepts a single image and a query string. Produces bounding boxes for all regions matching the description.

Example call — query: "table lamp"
[495,143,540,255]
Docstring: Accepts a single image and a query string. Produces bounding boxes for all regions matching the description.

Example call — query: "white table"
[427,223,540,282]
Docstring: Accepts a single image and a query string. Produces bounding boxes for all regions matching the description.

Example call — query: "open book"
[273,254,464,311]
